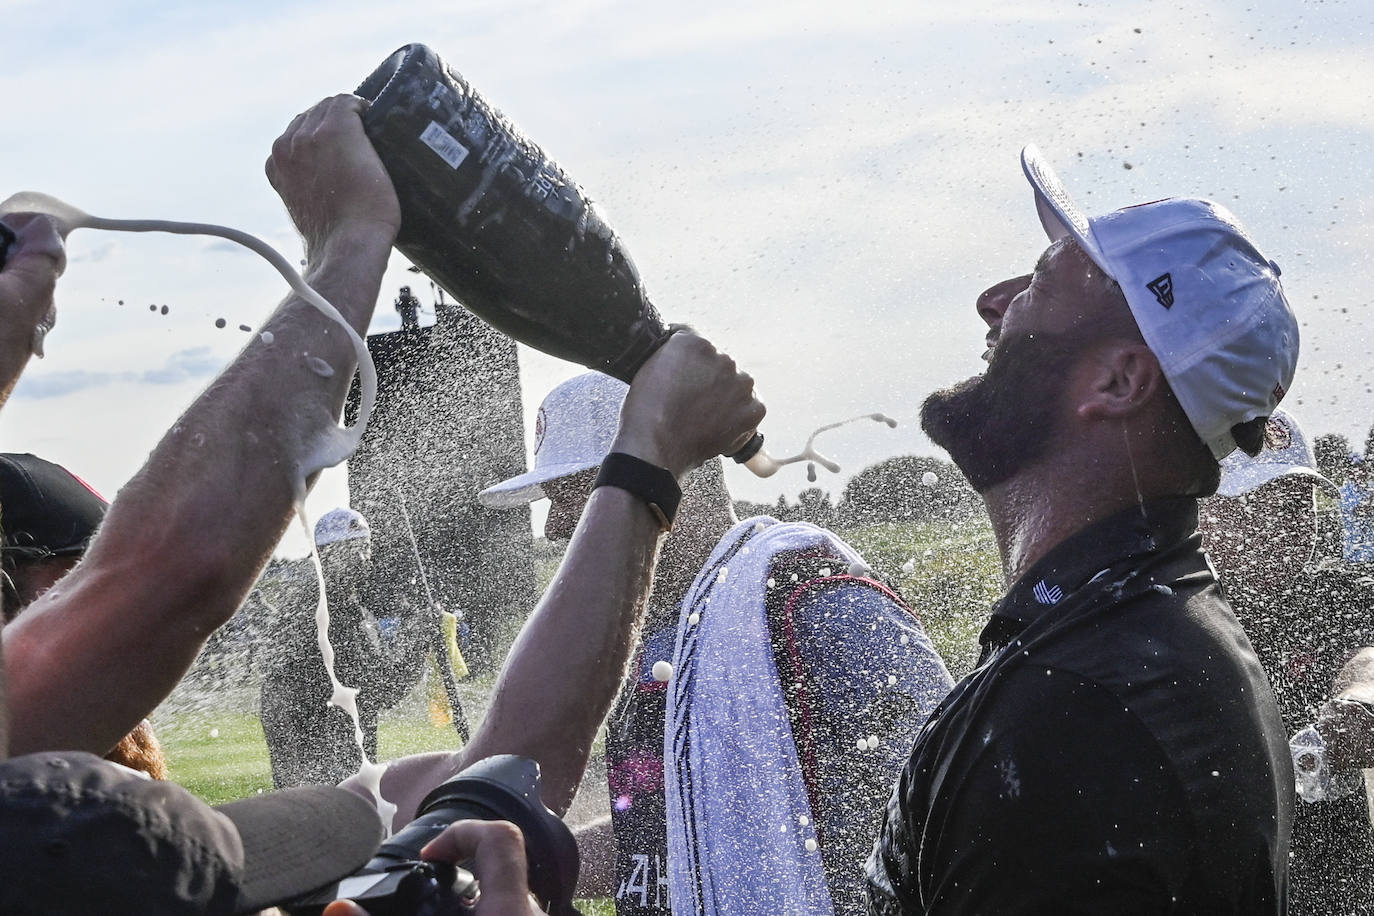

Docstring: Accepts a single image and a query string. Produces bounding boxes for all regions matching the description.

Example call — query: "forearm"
[352,331,760,827]
[0,327,35,406]
[473,487,662,813]
[364,488,663,827]
[3,224,393,756]
[572,815,617,898]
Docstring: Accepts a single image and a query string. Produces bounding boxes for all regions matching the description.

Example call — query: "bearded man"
[866,146,1298,914]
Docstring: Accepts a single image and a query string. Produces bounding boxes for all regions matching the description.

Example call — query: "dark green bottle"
[356,43,669,384]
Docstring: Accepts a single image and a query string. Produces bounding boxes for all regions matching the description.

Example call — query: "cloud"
[5,0,1374,506]
[12,346,224,399]
[11,369,117,400]
[138,346,223,385]
[69,240,118,264]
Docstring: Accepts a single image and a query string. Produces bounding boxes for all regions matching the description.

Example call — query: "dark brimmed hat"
[0,751,383,915]
[0,453,107,557]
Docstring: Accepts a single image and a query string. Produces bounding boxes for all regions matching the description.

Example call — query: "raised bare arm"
[4,95,400,756]
[351,331,764,824]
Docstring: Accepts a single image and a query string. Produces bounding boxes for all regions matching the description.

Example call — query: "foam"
[743,412,898,479]
[0,191,376,478]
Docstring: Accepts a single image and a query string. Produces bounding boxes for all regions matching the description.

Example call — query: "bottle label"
[419,121,470,170]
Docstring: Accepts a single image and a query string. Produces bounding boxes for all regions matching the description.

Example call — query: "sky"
[3,0,1373,553]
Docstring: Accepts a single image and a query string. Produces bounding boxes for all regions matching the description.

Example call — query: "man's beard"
[920,331,1080,493]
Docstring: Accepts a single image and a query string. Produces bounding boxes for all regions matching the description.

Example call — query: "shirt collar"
[978,497,1200,655]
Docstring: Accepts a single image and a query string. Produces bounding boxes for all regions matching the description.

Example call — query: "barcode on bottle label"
[420,121,470,169]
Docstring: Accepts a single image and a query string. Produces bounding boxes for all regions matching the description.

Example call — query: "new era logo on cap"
[1146,273,1174,309]
[1033,579,1064,605]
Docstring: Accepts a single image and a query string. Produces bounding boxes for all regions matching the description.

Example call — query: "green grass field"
[838,516,1000,679]
[156,680,618,912]
[157,705,465,806]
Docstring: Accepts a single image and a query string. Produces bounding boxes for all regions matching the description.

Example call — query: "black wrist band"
[594,452,681,531]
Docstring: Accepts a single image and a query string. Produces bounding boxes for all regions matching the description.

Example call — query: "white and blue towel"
[663,518,953,916]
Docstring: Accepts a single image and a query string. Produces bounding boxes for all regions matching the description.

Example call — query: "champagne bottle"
[356,44,668,382]
[356,44,764,465]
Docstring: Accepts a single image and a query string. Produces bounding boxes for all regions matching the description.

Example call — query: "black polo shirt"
[866,499,1293,915]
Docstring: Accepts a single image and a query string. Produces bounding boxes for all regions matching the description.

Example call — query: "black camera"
[286,755,582,915]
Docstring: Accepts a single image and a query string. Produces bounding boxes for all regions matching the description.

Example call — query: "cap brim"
[217,786,383,914]
[316,530,372,549]
[478,459,601,509]
[1021,144,1112,277]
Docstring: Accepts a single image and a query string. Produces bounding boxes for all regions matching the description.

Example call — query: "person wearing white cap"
[867,147,1298,913]
[258,507,396,789]
[481,373,954,916]
[1200,409,1374,916]
[315,505,374,548]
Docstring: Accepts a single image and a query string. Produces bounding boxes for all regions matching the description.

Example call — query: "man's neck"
[981,461,1152,587]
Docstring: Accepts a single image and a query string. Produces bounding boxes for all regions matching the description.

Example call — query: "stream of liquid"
[746,412,898,478]
[0,192,395,823]
[299,506,398,829]
[0,191,376,472]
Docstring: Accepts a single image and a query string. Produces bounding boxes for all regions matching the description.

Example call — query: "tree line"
[733,454,982,530]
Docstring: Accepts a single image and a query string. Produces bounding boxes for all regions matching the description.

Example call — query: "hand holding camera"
[287,755,580,916]
[321,819,538,916]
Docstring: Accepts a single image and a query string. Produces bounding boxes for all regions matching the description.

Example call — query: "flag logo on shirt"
[1032,579,1064,605]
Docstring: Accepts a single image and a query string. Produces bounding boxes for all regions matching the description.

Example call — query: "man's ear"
[1077,342,1164,420]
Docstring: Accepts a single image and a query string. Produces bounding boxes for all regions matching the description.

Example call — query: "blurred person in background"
[0,452,167,778]
[258,507,430,788]
[1201,409,1374,916]
[1340,450,1374,565]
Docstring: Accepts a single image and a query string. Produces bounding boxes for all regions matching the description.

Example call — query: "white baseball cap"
[478,372,628,508]
[1216,408,1336,498]
[1021,144,1299,460]
[314,507,371,547]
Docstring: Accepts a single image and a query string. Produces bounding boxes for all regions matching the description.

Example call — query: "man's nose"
[976,274,1032,329]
